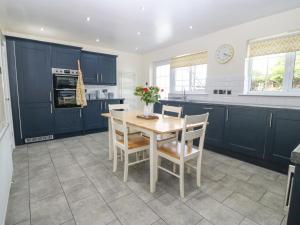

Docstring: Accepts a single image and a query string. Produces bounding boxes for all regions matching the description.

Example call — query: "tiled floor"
[6,132,288,225]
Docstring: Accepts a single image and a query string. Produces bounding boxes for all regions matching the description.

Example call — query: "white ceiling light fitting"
[137,31,141,35]
[189,25,193,30]
[40,27,44,31]
[140,6,145,11]
[86,17,91,22]
[96,38,100,42]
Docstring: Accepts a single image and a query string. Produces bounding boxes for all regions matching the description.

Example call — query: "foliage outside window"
[246,33,300,94]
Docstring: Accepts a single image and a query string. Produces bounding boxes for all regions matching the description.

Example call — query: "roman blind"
[170,51,208,68]
[248,33,300,57]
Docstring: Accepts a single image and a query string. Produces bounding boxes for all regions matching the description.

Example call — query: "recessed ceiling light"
[140,6,145,11]
[86,17,91,22]
[40,27,44,31]
[96,38,100,42]
[135,47,139,51]
[137,31,141,35]
[189,25,193,30]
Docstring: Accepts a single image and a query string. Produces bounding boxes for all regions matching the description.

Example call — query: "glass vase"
[143,103,153,117]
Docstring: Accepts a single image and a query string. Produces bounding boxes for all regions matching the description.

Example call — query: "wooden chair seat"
[157,141,199,159]
[118,134,150,149]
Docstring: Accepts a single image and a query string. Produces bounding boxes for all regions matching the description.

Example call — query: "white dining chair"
[157,105,182,144]
[110,110,150,182]
[156,113,209,198]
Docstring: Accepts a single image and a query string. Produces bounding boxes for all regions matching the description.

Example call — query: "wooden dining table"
[101,111,206,193]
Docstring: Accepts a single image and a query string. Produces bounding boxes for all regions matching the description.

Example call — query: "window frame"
[246,51,300,95]
[170,64,208,94]
[153,59,171,99]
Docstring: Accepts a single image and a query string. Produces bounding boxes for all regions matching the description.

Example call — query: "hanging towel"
[76,60,87,107]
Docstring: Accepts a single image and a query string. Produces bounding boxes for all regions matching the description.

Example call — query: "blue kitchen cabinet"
[81,52,99,84]
[265,109,300,165]
[81,51,117,85]
[51,45,81,70]
[12,39,54,141]
[83,101,103,130]
[184,102,225,147]
[54,108,83,134]
[21,103,54,140]
[224,106,268,158]
[99,55,117,85]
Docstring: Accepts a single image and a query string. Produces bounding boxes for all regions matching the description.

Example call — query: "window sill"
[240,93,300,97]
[169,92,208,95]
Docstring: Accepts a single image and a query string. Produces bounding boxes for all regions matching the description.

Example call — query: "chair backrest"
[109,104,129,112]
[180,113,209,159]
[162,105,182,118]
[110,110,128,147]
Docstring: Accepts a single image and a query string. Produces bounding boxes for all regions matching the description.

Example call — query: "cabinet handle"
[226,108,229,121]
[49,91,52,101]
[100,101,102,110]
[97,74,99,83]
[79,109,82,118]
[101,74,103,82]
[203,107,213,110]
[50,104,53,114]
[269,113,273,127]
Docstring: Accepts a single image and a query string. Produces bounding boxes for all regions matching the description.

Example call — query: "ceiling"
[1,0,300,53]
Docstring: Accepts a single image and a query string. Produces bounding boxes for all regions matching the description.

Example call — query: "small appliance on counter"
[108,92,114,99]
[102,89,108,98]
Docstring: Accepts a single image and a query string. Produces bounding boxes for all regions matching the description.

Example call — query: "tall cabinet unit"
[7,39,54,143]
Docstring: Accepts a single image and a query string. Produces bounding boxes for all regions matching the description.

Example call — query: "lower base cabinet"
[54,108,83,134]
[224,106,268,158]
[83,101,103,130]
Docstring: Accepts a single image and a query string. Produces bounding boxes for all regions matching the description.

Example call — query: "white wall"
[0,32,14,225]
[143,7,300,107]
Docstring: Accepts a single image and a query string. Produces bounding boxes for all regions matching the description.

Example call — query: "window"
[173,64,207,92]
[0,39,6,132]
[154,63,170,99]
[246,33,300,94]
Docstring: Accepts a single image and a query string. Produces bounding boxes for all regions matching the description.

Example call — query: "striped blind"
[171,51,208,68]
[248,33,300,57]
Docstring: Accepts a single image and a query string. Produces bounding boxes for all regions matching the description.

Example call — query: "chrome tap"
[183,89,187,101]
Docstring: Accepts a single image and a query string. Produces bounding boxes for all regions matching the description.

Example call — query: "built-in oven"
[52,68,78,108]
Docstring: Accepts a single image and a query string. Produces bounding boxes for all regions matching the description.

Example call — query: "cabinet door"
[99,55,117,85]
[266,110,300,165]
[184,103,225,146]
[83,101,102,130]
[20,103,54,139]
[54,108,83,134]
[81,52,98,84]
[15,40,52,104]
[51,46,80,69]
[224,106,268,158]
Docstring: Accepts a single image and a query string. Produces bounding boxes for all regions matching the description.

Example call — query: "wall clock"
[215,44,234,64]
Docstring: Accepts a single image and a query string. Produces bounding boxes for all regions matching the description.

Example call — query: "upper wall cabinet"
[81,51,117,85]
[51,45,81,69]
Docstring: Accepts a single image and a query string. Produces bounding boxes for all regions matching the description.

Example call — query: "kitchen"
[1,1,300,225]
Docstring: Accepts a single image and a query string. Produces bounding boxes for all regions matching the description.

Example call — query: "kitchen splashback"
[85,85,118,99]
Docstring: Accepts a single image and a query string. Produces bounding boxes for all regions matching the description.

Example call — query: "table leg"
[149,131,157,193]
[108,119,113,160]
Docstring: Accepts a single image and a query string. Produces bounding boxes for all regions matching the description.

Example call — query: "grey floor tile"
[70,195,115,225]
[56,164,85,183]
[239,162,281,181]
[148,193,202,225]
[29,153,52,170]
[5,192,30,225]
[152,219,168,225]
[220,175,266,201]
[281,216,287,225]
[186,192,243,225]
[202,164,226,181]
[52,153,77,168]
[46,140,65,150]
[109,193,159,225]
[88,167,132,203]
[107,219,122,225]
[215,162,253,181]
[196,219,214,225]
[247,175,286,196]
[224,193,284,225]
[61,176,98,203]
[29,162,57,181]
[60,219,77,225]
[31,194,73,225]
[29,176,63,202]
[200,178,233,202]
[9,175,29,198]
[240,218,259,225]
[259,191,285,213]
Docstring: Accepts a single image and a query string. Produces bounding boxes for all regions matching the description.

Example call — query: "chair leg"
[187,165,191,174]
[156,156,161,183]
[113,146,118,172]
[124,153,129,182]
[197,153,203,187]
[179,163,185,198]
[173,163,176,173]
[120,149,123,161]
